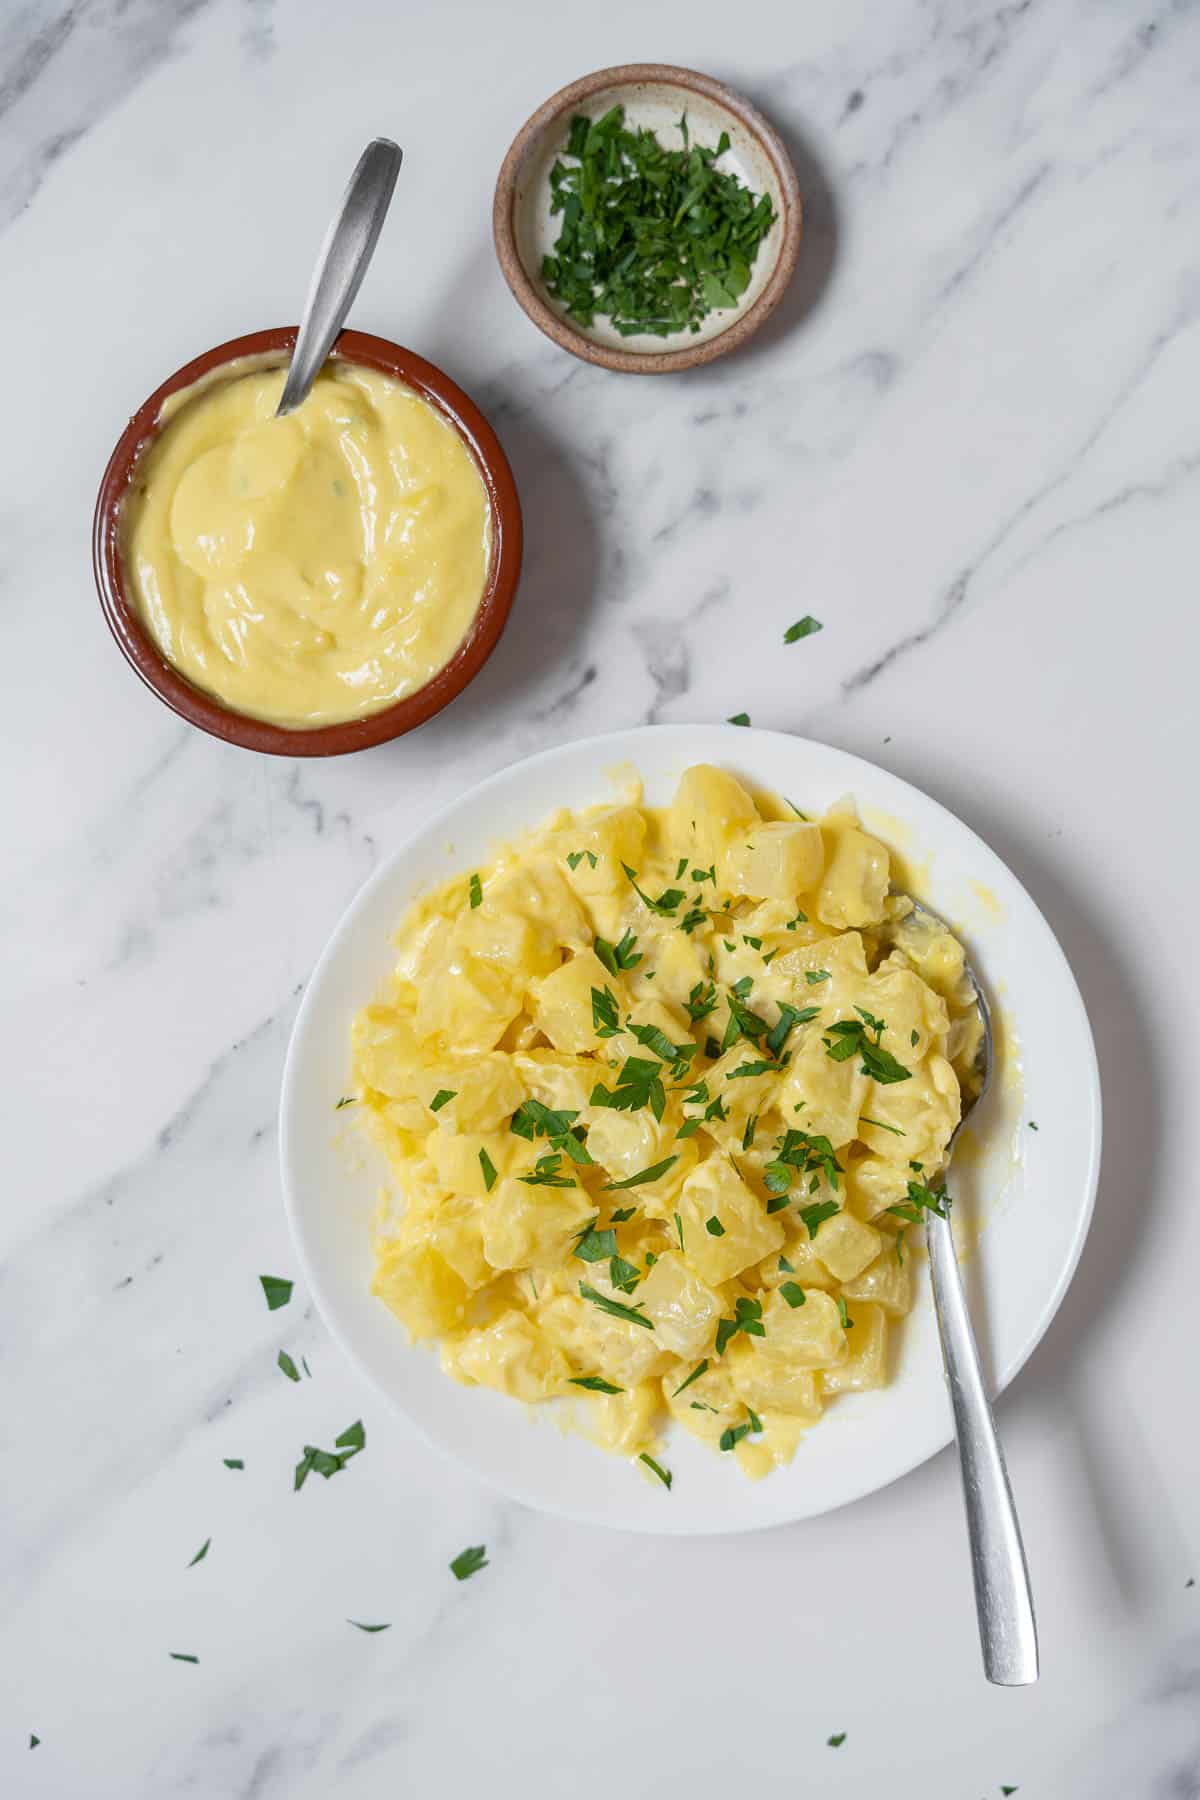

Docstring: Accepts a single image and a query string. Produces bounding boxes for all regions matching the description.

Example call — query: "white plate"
[280,726,1101,1534]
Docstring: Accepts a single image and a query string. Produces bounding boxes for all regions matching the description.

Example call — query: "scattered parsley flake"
[223,1458,244,1470]
[170,1653,199,1665]
[784,615,823,644]
[579,1282,655,1330]
[277,1350,301,1383]
[603,1154,679,1191]
[827,1732,846,1748]
[1029,1120,1039,1131]
[673,1359,709,1396]
[478,1147,498,1191]
[639,1453,673,1489]
[349,1620,391,1633]
[450,1545,488,1581]
[674,1212,685,1250]
[860,1115,905,1136]
[705,1215,726,1236]
[259,1275,293,1311]
[188,1538,211,1568]
[566,849,598,870]
[334,1095,357,1109]
[837,1297,854,1331]
[595,928,642,975]
[294,1421,365,1491]
[728,712,750,727]
[468,873,483,908]
[806,968,831,985]
[570,1375,624,1393]
[429,1088,456,1113]
[780,1282,806,1308]
[799,1199,839,1238]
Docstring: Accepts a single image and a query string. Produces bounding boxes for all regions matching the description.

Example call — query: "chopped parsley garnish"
[541,106,774,338]
[784,615,823,644]
[591,984,621,1037]
[259,1275,293,1311]
[1000,1788,1018,1795]
[719,1407,764,1452]
[608,1253,642,1293]
[705,1036,721,1059]
[349,1620,391,1633]
[639,1453,673,1489]
[511,1097,580,1141]
[595,928,642,975]
[799,1199,840,1238]
[705,1215,726,1236]
[478,1147,498,1191]
[603,1155,679,1191]
[518,1152,577,1188]
[676,1118,701,1139]
[679,900,709,934]
[566,849,598,870]
[785,909,807,930]
[1028,1120,1039,1131]
[887,1178,951,1223]
[468,873,483,908]
[823,1011,912,1084]
[170,1653,199,1664]
[805,969,831,985]
[766,1003,818,1058]
[673,1359,709,1396]
[692,864,716,883]
[721,987,772,1053]
[609,1205,637,1222]
[570,1375,624,1393]
[450,1545,488,1581]
[674,1212,685,1250]
[626,1020,694,1064]
[742,1113,759,1150]
[716,1296,765,1355]
[223,1458,244,1470]
[911,1028,920,1046]
[277,1350,302,1383]
[573,1222,618,1263]
[334,1095,356,1109]
[765,1128,843,1196]
[728,1057,775,1079]
[827,1732,846,1748]
[622,862,685,916]
[742,934,762,950]
[685,980,719,1022]
[29,1734,40,1748]
[429,1088,456,1113]
[780,1282,806,1308]
[591,1055,667,1121]
[728,712,751,727]
[579,1282,655,1330]
[778,1255,795,1273]
[895,1228,907,1265]
[188,1538,211,1567]
[294,1421,365,1491]
[837,1297,854,1330]
[860,1115,905,1135]
[675,856,689,878]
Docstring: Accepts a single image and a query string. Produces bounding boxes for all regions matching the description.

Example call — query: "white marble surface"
[2,0,1197,1793]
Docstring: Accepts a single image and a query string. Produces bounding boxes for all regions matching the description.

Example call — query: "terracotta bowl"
[494,63,802,375]
[93,328,523,756]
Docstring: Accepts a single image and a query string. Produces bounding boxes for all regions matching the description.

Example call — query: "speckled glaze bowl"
[93,328,523,757]
[494,64,803,374]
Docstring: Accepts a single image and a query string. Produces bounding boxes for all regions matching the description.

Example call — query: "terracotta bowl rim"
[493,62,803,375]
[92,326,523,757]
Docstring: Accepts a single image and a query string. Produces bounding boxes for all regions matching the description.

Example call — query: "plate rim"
[279,724,1102,1535]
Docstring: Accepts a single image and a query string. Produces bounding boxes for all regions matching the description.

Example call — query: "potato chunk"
[372,1240,469,1339]
[528,949,629,1054]
[840,1243,913,1316]
[727,1337,823,1422]
[668,765,759,861]
[635,1252,724,1360]
[817,825,890,929]
[719,820,825,900]
[806,1209,881,1282]
[481,1177,593,1271]
[676,1159,784,1283]
[755,1286,848,1369]
[820,1302,888,1394]
[443,1310,571,1402]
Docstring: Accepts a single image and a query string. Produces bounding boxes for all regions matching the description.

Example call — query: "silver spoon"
[887,898,1038,1687]
[276,138,403,418]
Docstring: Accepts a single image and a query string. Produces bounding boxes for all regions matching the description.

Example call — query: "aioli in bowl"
[93,329,523,757]
[121,357,491,729]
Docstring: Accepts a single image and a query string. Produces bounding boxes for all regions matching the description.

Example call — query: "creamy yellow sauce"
[121,357,491,727]
[349,766,987,1482]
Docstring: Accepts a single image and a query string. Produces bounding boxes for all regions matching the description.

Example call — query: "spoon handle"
[276,138,402,417]
[926,1210,1039,1686]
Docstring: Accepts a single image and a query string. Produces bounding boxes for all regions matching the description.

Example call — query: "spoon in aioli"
[276,137,403,418]
[884,897,1038,1686]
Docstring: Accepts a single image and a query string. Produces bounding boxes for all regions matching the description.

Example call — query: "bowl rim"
[92,327,523,757]
[493,62,803,375]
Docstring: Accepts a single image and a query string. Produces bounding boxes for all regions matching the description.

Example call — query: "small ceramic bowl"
[93,328,523,757]
[494,64,802,374]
